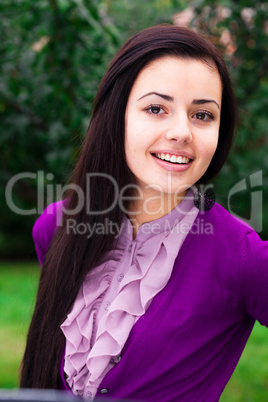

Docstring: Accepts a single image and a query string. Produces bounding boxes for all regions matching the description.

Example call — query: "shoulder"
[32,200,65,266]
[202,202,256,241]
[189,202,266,270]
[203,202,268,261]
[202,203,268,322]
[184,202,268,324]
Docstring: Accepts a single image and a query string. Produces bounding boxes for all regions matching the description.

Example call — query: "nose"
[164,113,192,144]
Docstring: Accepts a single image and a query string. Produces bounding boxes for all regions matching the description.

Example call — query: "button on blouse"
[60,187,199,399]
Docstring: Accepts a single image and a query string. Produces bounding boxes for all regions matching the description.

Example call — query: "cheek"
[125,132,138,159]
[199,134,219,165]
[124,132,142,172]
[125,113,156,145]
[212,130,220,153]
[125,125,151,156]
[209,135,219,154]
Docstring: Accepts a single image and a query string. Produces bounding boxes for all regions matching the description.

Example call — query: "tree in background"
[174,0,268,236]
[1,0,121,256]
[1,0,267,258]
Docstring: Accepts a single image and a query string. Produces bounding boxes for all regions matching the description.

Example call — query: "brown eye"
[194,111,214,121]
[151,106,161,114]
[196,112,206,120]
[145,104,166,115]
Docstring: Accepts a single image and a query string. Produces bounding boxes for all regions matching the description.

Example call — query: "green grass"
[220,321,268,401]
[0,262,268,400]
[0,262,39,388]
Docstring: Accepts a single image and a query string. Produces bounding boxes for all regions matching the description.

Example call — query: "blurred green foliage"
[1,0,122,256]
[1,0,267,257]
[186,0,268,238]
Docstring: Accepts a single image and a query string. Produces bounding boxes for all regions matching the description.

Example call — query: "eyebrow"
[137,92,174,102]
[137,92,220,110]
[192,98,220,110]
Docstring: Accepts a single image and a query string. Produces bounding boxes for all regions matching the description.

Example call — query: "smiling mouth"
[153,153,192,164]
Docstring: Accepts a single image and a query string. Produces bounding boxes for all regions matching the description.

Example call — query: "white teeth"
[155,153,190,164]
[177,156,189,163]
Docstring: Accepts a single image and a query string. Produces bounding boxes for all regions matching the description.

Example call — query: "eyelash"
[144,104,166,115]
[194,111,215,122]
[144,104,215,122]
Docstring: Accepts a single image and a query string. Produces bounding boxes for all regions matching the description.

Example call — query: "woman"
[20,25,268,401]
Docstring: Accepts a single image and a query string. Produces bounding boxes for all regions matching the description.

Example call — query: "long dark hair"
[20,24,237,388]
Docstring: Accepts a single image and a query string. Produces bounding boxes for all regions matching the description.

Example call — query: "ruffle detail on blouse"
[60,187,199,400]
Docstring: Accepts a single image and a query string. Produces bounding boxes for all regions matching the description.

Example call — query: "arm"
[240,230,268,327]
[32,200,65,266]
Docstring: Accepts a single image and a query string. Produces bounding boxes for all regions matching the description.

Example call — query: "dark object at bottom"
[0,389,135,402]
[0,390,79,402]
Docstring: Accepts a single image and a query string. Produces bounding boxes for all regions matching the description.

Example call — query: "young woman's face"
[124,56,222,199]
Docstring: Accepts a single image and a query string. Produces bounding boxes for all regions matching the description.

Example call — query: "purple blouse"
[60,189,198,399]
[33,199,268,401]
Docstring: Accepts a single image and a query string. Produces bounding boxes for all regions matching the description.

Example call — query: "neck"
[127,189,187,238]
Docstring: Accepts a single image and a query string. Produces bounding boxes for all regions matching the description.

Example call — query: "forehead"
[129,56,222,103]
